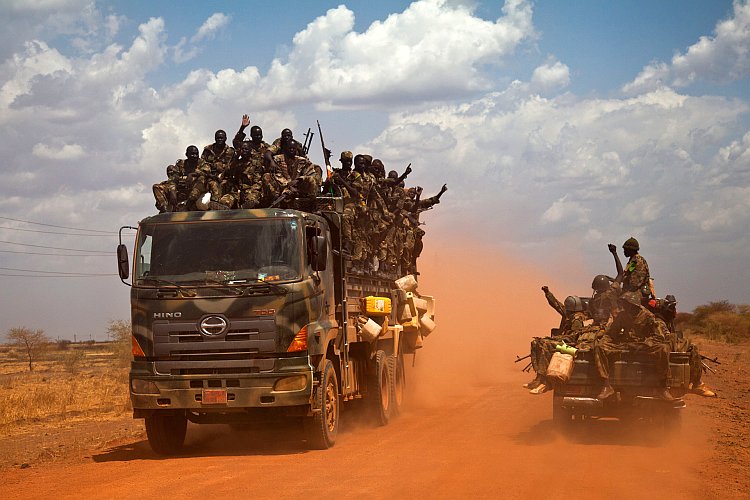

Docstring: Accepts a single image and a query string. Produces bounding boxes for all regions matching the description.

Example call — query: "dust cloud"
[407,242,561,406]
[403,242,711,498]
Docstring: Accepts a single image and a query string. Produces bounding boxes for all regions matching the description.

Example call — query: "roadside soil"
[0,246,747,498]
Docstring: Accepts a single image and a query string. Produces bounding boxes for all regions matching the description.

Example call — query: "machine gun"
[302,128,314,156]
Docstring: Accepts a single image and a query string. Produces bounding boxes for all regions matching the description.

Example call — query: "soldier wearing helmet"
[619,237,655,302]
[541,286,590,336]
[588,275,619,327]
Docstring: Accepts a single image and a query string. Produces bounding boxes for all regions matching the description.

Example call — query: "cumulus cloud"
[624,1,750,93]
[530,60,570,92]
[246,0,535,107]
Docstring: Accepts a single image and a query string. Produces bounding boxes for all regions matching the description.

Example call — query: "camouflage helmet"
[564,295,584,313]
[339,151,353,161]
[623,237,640,251]
[591,275,610,292]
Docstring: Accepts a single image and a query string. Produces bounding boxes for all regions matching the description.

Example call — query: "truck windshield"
[134,218,302,285]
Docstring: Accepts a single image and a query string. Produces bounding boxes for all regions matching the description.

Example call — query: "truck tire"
[305,359,339,449]
[388,352,405,417]
[145,412,187,455]
[369,350,391,426]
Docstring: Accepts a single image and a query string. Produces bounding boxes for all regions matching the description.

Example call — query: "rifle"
[701,361,717,374]
[514,354,531,363]
[700,354,721,365]
[270,190,292,208]
[270,180,301,208]
[317,120,333,175]
[302,127,314,155]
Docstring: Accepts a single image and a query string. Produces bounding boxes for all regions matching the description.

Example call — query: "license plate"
[202,389,228,404]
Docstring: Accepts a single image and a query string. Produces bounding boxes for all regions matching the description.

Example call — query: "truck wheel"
[305,359,339,449]
[369,350,391,426]
[145,412,187,455]
[388,353,406,417]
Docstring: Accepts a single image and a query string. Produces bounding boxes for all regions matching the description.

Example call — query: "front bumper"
[129,356,314,413]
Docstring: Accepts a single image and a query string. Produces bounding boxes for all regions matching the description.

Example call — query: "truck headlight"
[131,379,160,394]
[273,375,307,392]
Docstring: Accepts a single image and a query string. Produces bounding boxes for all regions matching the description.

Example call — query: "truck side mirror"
[117,244,130,280]
[310,235,327,272]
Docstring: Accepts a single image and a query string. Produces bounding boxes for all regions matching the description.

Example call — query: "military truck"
[116,199,435,453]
[551,347,689,428]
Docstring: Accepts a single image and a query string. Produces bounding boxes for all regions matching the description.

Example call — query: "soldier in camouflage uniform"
[264,136,322,207]
[266,128,305,159]
[379,167,414,274]
[527,292,590,394]
[323,151,358,253]
[233,114,271,168]
[348,155,374,271]
[218,141,263,209]
[152,145,204,212]
[200,130,236,203]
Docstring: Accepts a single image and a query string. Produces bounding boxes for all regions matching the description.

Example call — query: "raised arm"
[608,243,623,282]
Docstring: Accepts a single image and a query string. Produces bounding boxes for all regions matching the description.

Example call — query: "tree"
[107,319,132,366]
[6,327,49,371]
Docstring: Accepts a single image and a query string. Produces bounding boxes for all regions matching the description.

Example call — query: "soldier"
[619,237,655,302]
[264,135,322,207]
[542,286,589,335]
[221,141,263,209]
[589,274,620,326]
[199,130,235,203]
[202,129,235,167]
[324,151,358,252]
[233,114,271,169]
[526,293,590,394]
[417,184,448,210]
[266,128,305,159]
[152,145,204,212]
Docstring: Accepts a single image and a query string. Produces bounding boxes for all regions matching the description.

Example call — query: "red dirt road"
[0,245,745,498]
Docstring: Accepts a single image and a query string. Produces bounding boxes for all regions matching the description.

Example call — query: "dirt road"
[1,245,746,498]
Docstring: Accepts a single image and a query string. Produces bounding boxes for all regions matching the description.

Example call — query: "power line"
[0,239,111,254]
[0,250,112,257]
[0,266,114,276]
[0,216,119,234]
[0,226,116,237]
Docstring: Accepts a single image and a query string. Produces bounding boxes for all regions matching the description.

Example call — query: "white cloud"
[245,0,535,107]
[174,13,231,63]
[624,1,750,93]
[32,142,85,160]
[191,13,230,43]
[531,60,570,91]
[541,196,590,224]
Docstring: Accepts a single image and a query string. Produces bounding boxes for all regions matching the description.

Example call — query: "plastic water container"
[547,353,574,383]
[419,315,436,336]
[395,275,418,292]
[358,317,382,342]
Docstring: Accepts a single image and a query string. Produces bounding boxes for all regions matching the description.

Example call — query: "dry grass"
[0,343,130,436]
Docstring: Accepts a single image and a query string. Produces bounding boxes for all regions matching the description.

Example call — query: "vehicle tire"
[369,350,391,426]
[145,412,188,455]
[388,352,406,417]
[305,359,339,449]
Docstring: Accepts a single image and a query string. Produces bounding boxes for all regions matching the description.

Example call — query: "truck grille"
[152,317,277,375]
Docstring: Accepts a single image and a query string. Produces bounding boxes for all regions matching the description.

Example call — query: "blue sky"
[0,0,749,339]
